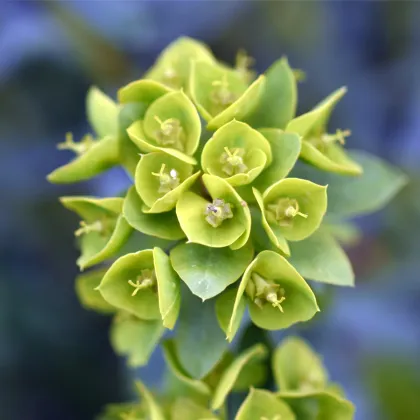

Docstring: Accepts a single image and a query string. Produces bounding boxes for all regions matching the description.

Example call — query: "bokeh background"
[1,1,420,419]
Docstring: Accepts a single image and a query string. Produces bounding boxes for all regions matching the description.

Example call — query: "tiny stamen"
[154,116,185,151]
[235,49,255,83]
[57,132,96,155]
[127,269,156,296]
[322,129,351,146]
[151,163,180,194]
[249,272,287,313]
[74,220,103,237]
[204,198,233,228]
[220,147,248,176]
[266,198,308,227]
[210,74,238,113]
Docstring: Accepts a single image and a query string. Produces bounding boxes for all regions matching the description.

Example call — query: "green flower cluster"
[49,37,407,419]
[98,337,355,420]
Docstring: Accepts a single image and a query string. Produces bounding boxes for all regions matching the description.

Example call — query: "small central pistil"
[204,198,233,228]
[128,269,156,296]
[154,116,184,151]
[210,74,237,113]
[220,147,248,176]
[151,163,180,194]
[248,272,286,313]
[266,198,308,227]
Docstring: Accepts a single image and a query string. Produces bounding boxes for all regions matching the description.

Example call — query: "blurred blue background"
[1,1,420,419]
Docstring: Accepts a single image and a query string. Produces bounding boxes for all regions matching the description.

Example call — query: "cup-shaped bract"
[189,60,265,129]
[254,178,328,252]
[201,120,272,187]
[176,174,251,249]
[98,248,181,329]
[60,196,132,270]
[273,337,328,393]
[287,87,362,176]
[127,90,201,165]
[228,251,319,333]
[145,36,216,89]
[235,389,296,420]
[123,187,186,240]
[135,152,200,213]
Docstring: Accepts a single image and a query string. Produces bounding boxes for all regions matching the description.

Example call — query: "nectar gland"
[151,163,181,194]
[220,147,248,176]
[247,272,287,313]
[127,269,156,297]
[204,198,233,228]
[57,132,96,155]
[266,197,308,227]
[154,115,185,151]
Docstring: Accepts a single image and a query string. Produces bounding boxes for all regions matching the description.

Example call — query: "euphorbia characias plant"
[48,37,407,419]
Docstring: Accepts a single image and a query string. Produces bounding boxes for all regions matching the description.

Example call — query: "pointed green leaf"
[216,288,246,342]
[176,175,251,248]
[86,87,119,138]
[60,196,123,220]
[123,187,185,240]
[75,268,116,314]
[153,247,181,329]
[327,151,407,219]
[278,390,355,420]
[175,287,228,379]
[287,87,361,176]
[293,150,407,219]
[253,188,290,256]
[207,75,266,130]
[146,36,216,89]
[235,389,296,420]
[47,135,119,184]
[324,221,361,246]
[263,178,328,242]
[110,312,164,367]
[170,242,253,300]
[211,344,268,410]
[170,398,219,420]
[243,57,297,129]
[289,230,354,286]
[273,336,328,392]
[135,380,166,420]
[189,60,249,121]
[253,129,302,191]
[286,87,347,138]
[202,120,272,187]
[98,250,160,320]
[162,339,211,403]
[300,140,362,176]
